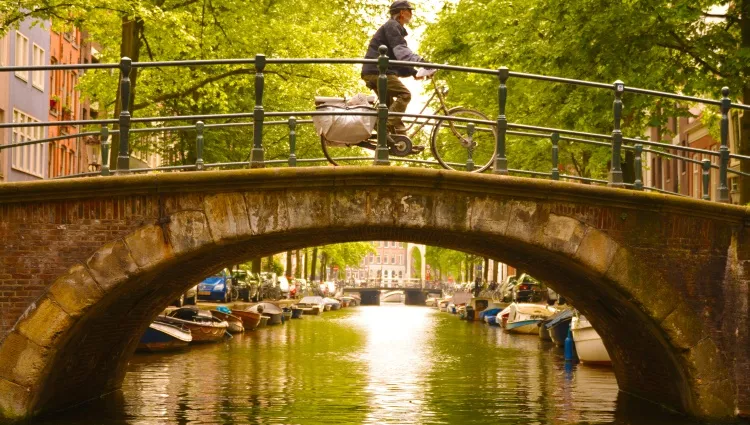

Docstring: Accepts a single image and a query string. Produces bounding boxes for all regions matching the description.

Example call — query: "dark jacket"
[362,19,424,77]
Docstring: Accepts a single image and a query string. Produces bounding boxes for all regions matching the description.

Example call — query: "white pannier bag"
[313,94,377,146]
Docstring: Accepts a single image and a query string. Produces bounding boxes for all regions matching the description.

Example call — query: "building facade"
[346,241,426,284]
[1,20,50,182]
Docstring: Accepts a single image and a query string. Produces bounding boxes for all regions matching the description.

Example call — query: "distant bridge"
[342,286,443,305]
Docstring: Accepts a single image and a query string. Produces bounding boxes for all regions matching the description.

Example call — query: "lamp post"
[84,135,101,172]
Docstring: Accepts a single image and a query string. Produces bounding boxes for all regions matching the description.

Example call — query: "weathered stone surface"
[85,239,140,291]
[205,193,251,243]
[469,196,511,235]
[505,201,540,243]
[16,296,73,348]
[331,190,369,227]
[538,214,585,255]
[605,247,677,322]
[246,192,289,234]
[686,339,730,380]
[0,378,31,420]
[166,211,213,255]
[395,193,430,228]
[661,303,707,350]
[0,332,51,387]
[124,225,174,271]
[432,193,470,231]
[366,191,397,227]
[574,228,620,276]
[692,378,736,420]
[48,264,103,318]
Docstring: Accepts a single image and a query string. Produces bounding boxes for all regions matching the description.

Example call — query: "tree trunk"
[310,247,318,282]
[286,251,292,278]
[483,257,489,282]
[295,250,301,278]
[110,16,143,170]
[320,253,327,283]
[251,258,261,274]
[266,256,273,273]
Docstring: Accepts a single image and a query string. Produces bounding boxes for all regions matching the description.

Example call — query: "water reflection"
[34,305,706,425]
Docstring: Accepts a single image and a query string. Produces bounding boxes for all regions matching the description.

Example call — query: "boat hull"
[137,322,191,352]
[159,316,226,342]
[291,308,303,319]
[265,313,282,325]
[548,318,572,347]
[505,319,542,334]
[571,318,611,364]
[210,311,245,334]
[232,310,262,330]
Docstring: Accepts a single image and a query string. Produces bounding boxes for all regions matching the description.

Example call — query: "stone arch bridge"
[0,167,748,422]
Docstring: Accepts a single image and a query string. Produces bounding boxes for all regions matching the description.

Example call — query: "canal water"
[39,304,705,425]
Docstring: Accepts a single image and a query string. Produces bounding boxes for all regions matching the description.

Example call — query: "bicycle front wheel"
[430,108,497,172]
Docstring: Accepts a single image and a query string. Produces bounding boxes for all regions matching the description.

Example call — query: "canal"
[37,304,703,424]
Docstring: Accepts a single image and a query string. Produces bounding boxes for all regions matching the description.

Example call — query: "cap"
[389,0,414,13]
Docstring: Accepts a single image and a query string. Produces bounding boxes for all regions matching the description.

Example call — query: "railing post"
[550,132,559,180]
[251,54,266,168]
[116,57,132,174]
[609,80,625,187]
[374,45,390,166]
[702,159,711,201]
[288,116,297,167]
[494,66,509,175]
[195,121,205,171]
[465,122,475,172]
[717,87,730,203]
[634,143,643,190]
[100,125,110,176]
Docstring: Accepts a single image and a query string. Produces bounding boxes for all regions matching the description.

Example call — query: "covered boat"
[211,308,245,334]
[291,307,303,319]
[296,296,325,315]
[480,308,502,324]
[137,320,192,352]
[246,302,283,325]
[505,303,556,334]
[163,307,228,342]
[496,305,511,328]
[545,309,574,346]
[571,314,611,365]
[323,297,341,310]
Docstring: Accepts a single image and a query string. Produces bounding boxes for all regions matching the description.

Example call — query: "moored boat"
[323,297,341,310]
[210,308,245,334]
[480,308,502,324]
[137,320,192,352]
[162,307,228,342]
[232,309,262,330]
[282,308,293,322]
[505,303,556,334]
[571,314,611,365]
[257,315,269,328]
[296,296,325,315]
[247,302,283,325]
[545,309,574,347]
[291,307,303,319]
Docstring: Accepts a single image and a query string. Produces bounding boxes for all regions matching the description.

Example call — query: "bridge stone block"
[693,377,736,419]
[505,201,540,243]
[85,239,140,292]
[574,228,619,276]
[538,214,585,255]
[16,296,72,349]
[605,247,677,322]
[331,190,368,227]
[0,378,30,420]
[0,332,51,388]
[205,193,251,242]
[124,225,173,271]
[167,211,213,255]
[282,191,325,230]
[367,191,397,227]
[469,197,511,235]
[433,193,470,231]
[395,193,430,228]
[661,302,706,350]
[686,338,730,381]
[48,264,103,318]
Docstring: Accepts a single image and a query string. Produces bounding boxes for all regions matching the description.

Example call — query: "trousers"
[362,74,411,135]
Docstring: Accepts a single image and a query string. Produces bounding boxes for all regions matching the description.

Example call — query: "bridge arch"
[0,167,747,421]
[404,243,426,281]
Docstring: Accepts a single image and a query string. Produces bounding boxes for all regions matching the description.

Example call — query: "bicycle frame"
[403,79,451,137]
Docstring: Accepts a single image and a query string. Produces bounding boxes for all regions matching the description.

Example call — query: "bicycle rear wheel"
[430,108,497,172]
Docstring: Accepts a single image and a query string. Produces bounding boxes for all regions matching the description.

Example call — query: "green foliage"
[320,242,376,270]
[425,246,476,282]
[421,0,748,178]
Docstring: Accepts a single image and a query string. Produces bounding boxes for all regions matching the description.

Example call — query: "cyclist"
[361,0,427,137]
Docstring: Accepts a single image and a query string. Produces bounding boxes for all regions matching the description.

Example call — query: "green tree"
[422,0,750,192]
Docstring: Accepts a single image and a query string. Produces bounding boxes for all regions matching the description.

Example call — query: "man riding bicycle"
[361,0,427,137]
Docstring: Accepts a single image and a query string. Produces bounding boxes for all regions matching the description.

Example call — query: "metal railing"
[1,47,748,203]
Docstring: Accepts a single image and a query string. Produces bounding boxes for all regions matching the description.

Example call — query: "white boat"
[504,303,556,334]
[571,314,611,365]
[296,296,326,315]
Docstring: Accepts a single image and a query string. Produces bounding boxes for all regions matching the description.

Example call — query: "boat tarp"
[169,307,213,321]
[479,308,501,318]
[247,302,282,315]
[299,296,324,304]
[323,297,340,305]
[544,309,574,329]
[150,321,192,342]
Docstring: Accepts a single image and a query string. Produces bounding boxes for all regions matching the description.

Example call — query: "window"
[376,256,381,264]
[14,32,29,81]
[692,154,700,199]
[384,241,389,248]
[391,255,396,264]
[399,255,403,265]
[11,109,44,177]
[32,44,44,90]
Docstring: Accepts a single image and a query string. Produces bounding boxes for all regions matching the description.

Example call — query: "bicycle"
[318,74,498,173]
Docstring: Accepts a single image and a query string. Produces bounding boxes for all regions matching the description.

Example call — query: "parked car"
[197,269,235,303]
[172,285,198,307]
[512,274,546,303]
